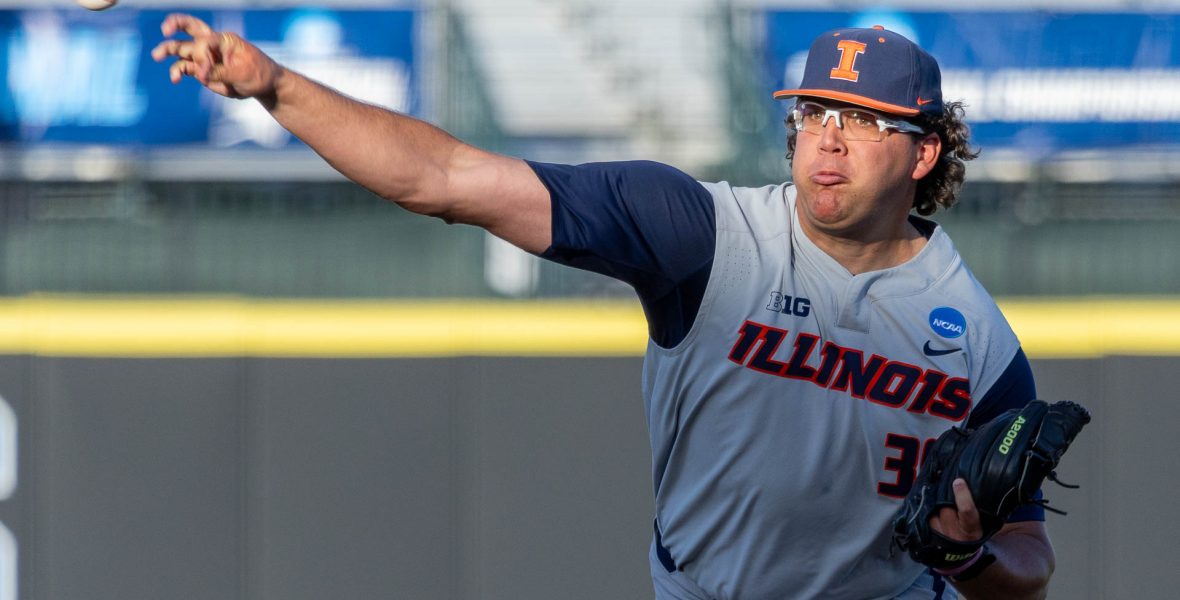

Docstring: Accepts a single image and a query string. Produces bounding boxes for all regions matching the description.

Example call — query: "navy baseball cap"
[773,26,943,117]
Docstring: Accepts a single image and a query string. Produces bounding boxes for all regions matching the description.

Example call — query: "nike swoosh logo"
[923,341,961,357]
[917,97,934,106]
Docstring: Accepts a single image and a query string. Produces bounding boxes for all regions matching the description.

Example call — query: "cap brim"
[772,89,919,117]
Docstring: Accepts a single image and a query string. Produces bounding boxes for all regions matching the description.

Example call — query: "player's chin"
[798,188,852,224]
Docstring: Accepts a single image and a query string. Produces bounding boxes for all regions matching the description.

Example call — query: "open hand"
[151,13,281,101]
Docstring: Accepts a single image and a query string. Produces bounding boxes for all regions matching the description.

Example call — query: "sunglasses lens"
[840,110,883,141]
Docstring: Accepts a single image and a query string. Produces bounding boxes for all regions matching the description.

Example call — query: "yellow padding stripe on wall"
[0,296,1175,358]
[0,297,649,357]
[998,297,1180,358]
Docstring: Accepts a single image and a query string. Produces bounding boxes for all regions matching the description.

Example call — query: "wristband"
[948,546,997,582]
[932,546,983,578]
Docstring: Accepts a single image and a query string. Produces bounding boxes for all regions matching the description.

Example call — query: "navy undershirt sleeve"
[966,347,1046,522]
[966,348,1036,429]
[527,160,716,348]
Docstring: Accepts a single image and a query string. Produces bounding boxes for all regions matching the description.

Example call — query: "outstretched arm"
[151,14,551,253]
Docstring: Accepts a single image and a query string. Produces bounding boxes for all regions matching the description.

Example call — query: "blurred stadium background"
[3,0,1180,298]
[0,0,1177,598]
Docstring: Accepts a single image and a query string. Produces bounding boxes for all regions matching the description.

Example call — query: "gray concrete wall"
[0,355,1170,599]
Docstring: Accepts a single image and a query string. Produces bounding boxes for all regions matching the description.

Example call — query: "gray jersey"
[643,182,1021,599]
[529,160,1037,600]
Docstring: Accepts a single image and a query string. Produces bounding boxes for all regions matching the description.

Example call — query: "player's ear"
[911,132,941,181]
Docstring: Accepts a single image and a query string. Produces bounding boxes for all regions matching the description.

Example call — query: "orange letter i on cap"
[830,40,867,82]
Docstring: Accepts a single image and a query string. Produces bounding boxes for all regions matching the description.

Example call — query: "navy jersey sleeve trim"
[966,347,1036,430]
[1007,490,1046,522]
[966,347,1045,522]
[527,160,716,348]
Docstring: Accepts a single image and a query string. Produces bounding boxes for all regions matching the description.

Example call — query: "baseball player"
[154,16,1054,600]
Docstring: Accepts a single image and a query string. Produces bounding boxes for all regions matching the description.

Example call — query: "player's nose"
[817,119,846,153]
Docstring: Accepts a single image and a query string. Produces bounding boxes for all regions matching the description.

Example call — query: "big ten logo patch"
[766,292,811,317]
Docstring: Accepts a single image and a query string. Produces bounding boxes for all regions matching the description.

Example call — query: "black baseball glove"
[892,400,1091,572]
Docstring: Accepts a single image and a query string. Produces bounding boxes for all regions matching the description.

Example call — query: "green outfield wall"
[0,297,1172,599]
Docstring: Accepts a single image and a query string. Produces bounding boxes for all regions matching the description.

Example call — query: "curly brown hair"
[785,101,980,215]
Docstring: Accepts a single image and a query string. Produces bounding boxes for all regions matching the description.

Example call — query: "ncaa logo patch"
[929,307,966,339]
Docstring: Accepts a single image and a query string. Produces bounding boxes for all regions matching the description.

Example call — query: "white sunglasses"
[791,100,926,142]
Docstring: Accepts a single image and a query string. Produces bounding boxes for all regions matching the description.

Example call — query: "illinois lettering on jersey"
[728,319,972,421]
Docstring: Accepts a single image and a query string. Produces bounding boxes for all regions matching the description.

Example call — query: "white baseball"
[76,0,118,10]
